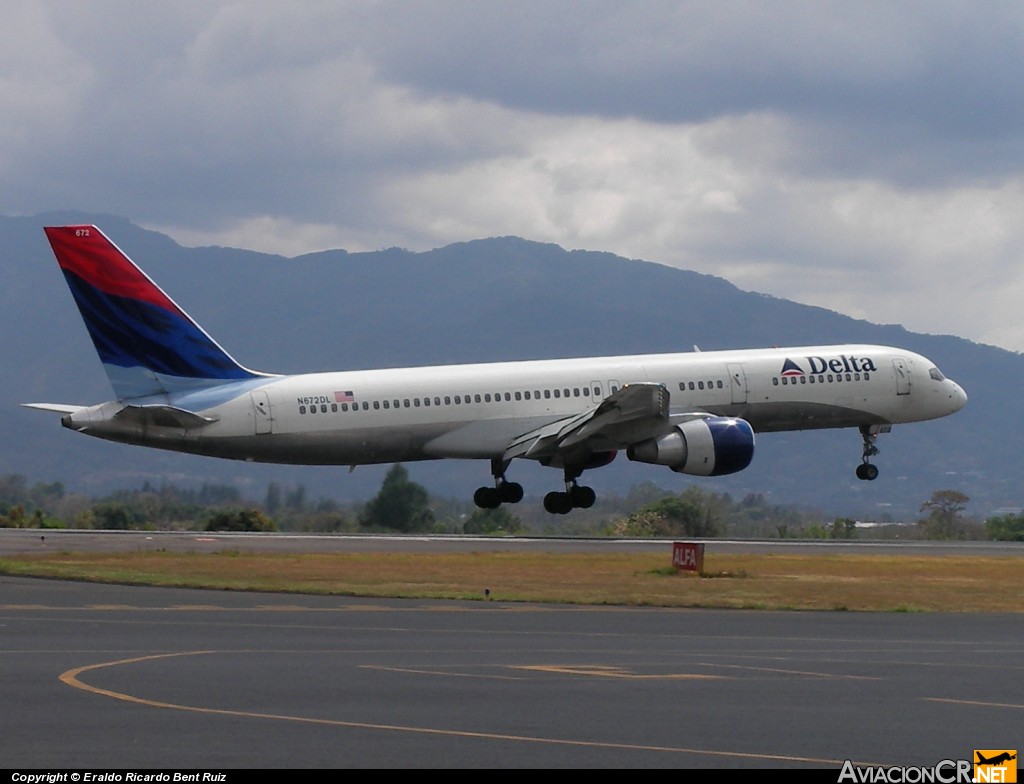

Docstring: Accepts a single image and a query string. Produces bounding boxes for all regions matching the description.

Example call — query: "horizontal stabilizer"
[21,403,87,415]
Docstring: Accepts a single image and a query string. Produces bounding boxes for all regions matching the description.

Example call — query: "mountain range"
[2,212,1016,520]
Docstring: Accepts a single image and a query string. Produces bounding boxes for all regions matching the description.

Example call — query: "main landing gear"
[473,460,597,514]
[542,466,596,515]
[856,425,880,481]
[473,459,524,510]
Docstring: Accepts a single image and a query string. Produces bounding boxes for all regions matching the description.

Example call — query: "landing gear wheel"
[498,481,524,504]
[857,426,881,481]
[856,463,879,481]
[473,486,501,509]
[543,491,573,515]
[570,485,596,509]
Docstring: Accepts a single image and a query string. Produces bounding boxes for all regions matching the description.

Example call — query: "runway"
[2,571,1021,769]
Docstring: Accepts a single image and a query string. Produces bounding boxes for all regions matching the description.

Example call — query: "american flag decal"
[334,390,355,402]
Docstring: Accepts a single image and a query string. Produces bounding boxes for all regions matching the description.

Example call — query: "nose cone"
[944,380,967,415]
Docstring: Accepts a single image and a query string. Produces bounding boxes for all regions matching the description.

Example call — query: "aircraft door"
[892,358,911,396]
[251,390,273,434]
[727,364,747,404]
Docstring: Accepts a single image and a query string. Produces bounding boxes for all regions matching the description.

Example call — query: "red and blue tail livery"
[26,224,967,514]
[44,226,261,398]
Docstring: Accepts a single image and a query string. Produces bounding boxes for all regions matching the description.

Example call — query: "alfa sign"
[672,541,704,572]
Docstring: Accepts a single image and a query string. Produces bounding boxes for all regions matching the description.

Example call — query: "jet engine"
[626,416,754,476]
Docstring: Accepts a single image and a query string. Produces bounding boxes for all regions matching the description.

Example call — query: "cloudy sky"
[4,2,1024,352]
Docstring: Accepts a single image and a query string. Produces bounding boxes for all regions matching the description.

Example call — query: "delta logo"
[974,750,1016,783]
[781,354,880,376]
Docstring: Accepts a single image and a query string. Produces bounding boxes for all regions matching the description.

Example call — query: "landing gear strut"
[473,459,524,509]
[543,466,596,515]
[856,425,880,481]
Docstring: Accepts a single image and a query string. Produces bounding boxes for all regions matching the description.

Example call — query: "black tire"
[571,485,596,508]
[499,481,524,504]
[474,486,500,509]
[543,491,572,514]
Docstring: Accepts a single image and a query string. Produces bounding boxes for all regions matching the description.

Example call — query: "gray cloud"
[4,1,1024,352]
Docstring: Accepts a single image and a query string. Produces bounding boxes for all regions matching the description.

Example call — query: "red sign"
[672,541,705,572]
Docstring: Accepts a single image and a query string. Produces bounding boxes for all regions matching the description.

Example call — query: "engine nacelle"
[626,417,754,476]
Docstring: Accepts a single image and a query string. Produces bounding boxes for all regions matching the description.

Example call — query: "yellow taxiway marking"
[925,697,1024,710]
[702,662,882,680]
[59,651,868,766]
[513,664,726,680]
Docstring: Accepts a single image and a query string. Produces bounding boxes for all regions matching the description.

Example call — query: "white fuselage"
[63,344,967,467]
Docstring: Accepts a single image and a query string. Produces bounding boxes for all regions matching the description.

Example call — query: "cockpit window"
[929,367,946,382]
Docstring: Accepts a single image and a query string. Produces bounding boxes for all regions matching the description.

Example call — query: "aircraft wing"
[503,382,676,461]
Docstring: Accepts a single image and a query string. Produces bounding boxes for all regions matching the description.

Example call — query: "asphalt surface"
[2,531,1021,770]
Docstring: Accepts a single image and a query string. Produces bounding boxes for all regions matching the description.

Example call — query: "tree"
[985,513,1024,541]
[607,489,721,538]
[359,464,435,532]
[919,490,970,540]
[91,502,143,530]
[463,506,521,535]
[830,518,857,539]
[264,482,282,514]
[205,508,276,532]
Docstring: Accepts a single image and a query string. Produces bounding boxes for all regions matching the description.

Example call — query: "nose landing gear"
[855,425,883,481]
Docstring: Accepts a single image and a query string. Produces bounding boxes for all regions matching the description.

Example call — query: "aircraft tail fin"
[44,225,265,400]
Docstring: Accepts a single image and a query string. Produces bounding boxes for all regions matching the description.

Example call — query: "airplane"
[24,225,968,514]
[977,753,1016,766]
